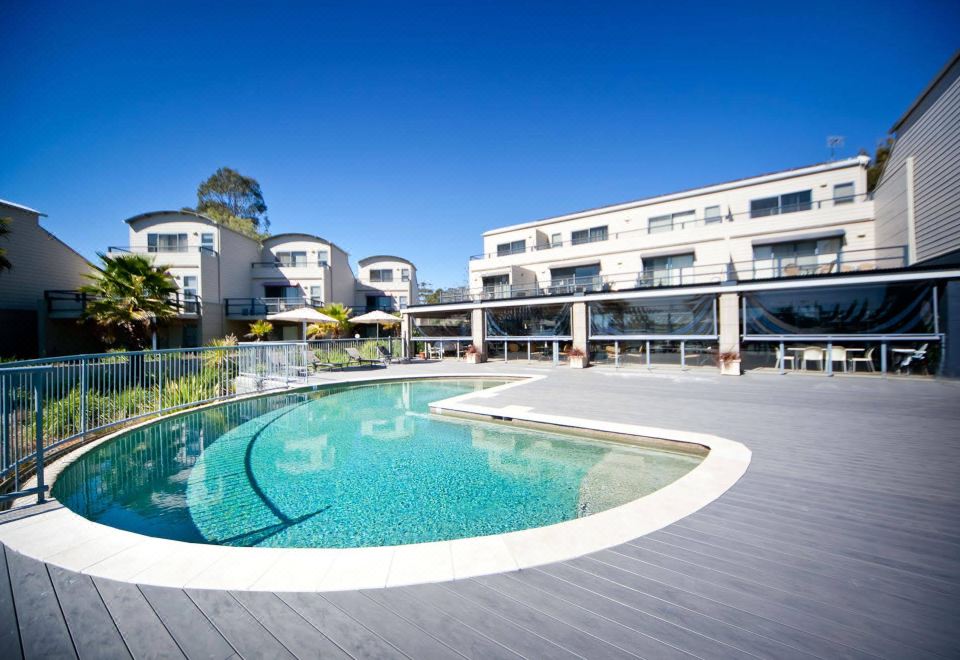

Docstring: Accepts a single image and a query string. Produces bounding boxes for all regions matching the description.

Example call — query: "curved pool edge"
[0,372,751,593]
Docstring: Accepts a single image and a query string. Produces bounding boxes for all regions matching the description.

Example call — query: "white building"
[468,157,889,300]
[354,255,418,313]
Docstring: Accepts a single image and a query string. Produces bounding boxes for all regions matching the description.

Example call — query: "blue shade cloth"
[589,295,716,336]
[486,303,572,337]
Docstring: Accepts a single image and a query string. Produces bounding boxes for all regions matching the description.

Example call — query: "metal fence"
[306,337,405,364]
[0,342,311,503]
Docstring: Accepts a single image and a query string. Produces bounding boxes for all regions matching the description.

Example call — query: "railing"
[45,290,202,316]
[224,297,325,317]
[307,338,405,364]
[108,245,217,256]
[0,343,311,503]
[432,246,908,304]
[251,260,329,269]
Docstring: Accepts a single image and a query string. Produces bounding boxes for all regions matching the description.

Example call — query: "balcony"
[429,246,908,305]
[224,297,325,318]
[45,290,202,318]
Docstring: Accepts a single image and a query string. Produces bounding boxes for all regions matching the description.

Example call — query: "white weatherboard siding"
[470,158,876,290]
[355,256,419,310]
[875,53,960,264]
[0,201,93,310]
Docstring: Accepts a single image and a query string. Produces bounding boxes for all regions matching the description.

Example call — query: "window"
[752,238,843,276]
[181,276,198,312]
[550,264,601,292]
[317,250,329,266]
[276,251,307,267]
[147,233,188,252]
[370,269,393,282]
[264,285,302,301]
[571,226,608,245]
[750,190,812,218]
[401,268,410,282]
[200,233,214,251]
[366,295,393,310]
[833,182,855,204]
[398,296,408,309]
[550,233,562,247]
[647,211,694,234]
[309,285,323,302]
[642,253,695,286]
[704,205,722,224]
[496,240,526,256]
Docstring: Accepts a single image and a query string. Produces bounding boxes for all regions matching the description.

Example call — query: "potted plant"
[463,344,482,364]
[718,351,741,376]
[568,346,588,369]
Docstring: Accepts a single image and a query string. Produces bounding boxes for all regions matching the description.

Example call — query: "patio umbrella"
[266,307,338,339]
[349,310,401,340]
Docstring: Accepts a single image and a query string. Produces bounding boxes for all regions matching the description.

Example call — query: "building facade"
[354,256,418,313]
[875,50,960,266]
[0,199,97,358]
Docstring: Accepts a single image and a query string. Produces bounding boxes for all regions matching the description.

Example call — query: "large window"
[264,285,301,300]
[276,251,307,267]
[642,253,695,286]
[496,240,526,256]
[647,210,695,233]
[487,304,571,337]
[744,283,937,336]
[833,182,855,205]
[750,190,812,218]
[366,295,393,310]
[752,238,842,277]
[571,226,608,245]
[147,233,188,252]
[590,295,716,337]
[549,264,601,292]
[412,311,471,337]
[482,274,511,299]
[369,269,393,282]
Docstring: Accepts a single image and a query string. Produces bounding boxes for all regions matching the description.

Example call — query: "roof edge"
[890,49,960,133]
[357,254,417,268]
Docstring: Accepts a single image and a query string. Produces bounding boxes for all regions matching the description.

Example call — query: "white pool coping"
[0,373,751,592]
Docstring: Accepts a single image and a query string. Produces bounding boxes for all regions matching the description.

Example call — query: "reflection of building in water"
[469,426,607,480]
[578,452,648,516]
[360,414,414,440]
[274,434,336,473]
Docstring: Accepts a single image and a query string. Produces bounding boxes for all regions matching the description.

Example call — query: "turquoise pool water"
[53,379,702,548]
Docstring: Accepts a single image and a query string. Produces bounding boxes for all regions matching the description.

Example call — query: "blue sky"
[2,1,958,288]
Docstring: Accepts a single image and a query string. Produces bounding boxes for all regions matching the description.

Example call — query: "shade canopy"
[266,307,338,324]
[350,310,401,324]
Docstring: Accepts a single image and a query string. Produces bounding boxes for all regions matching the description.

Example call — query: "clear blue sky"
[2,1,957,288]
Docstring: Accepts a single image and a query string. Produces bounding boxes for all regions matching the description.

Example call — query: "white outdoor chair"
[898,343,929,375]
[775,346,795,371]
[801,346,824,371]
[427,344,443,360]
[848,347,876,373]
[829,345,848,373]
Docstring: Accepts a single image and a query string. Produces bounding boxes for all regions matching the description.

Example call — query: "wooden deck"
[2,364,958,659]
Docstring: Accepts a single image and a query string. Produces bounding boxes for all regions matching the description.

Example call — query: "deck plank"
[230,590,350,659]
[186,589,295,660]
[137,585,235,660]
[0,546,23,660]
[93,578,184,660]
[5,549,76,660]
[47,565,130,660]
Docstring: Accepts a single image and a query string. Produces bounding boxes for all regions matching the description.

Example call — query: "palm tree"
[0,217,12,272]
[245,320,273,341]
[80,253,179,349]
[307,302,352,338]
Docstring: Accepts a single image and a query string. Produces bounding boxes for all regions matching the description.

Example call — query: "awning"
[752,229,845,246]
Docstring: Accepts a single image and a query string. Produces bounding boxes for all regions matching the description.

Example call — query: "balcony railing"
[45,290,202,316]
[108,245,217,256]
[224,297,325,317]
[430,246,908,305]
[251,260,329,269]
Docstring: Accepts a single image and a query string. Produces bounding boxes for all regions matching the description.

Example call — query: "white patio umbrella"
[266,307,338,339]
[349,310,401,340]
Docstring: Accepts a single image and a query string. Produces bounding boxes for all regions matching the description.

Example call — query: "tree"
[866,137,894,192]
[245,320,274,341]
[80,253,180,349]
[194,167,269,238]
[0,217,11,272]
[307,303,353,338]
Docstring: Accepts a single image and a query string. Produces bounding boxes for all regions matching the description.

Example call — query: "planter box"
[569,356,588,369]
[720,359,741,376]
[464,353,482,364]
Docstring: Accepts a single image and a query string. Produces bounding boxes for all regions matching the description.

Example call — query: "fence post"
[80,357,88,436]
[33,370,46,504]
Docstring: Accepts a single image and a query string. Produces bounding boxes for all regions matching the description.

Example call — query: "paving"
[1,361,959,659]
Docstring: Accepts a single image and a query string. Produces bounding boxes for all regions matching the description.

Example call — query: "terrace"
[0,359,957,658]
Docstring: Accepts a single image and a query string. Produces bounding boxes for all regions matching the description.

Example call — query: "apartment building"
[468,156,884,300]
[354,256,418,313]
[0,199,96,358]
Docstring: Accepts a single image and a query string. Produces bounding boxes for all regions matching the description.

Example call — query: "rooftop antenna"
[827,135,845,160]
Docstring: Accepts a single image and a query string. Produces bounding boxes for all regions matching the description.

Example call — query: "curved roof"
[262,232,348,254]
[124,209,216,225]
[358,254,416,269]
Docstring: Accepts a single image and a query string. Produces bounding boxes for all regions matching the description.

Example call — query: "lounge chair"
[308,352,340,372]
[345,346,386,367]
[376,345,403,363]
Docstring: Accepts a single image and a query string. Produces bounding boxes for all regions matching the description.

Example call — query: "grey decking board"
[529,562,844,660]
[362,587,523,660]
[185,589,295,660]
[277,591,409,659]
[397,582,582,660]
[137,585,235,660]
[443,577,640,660]
[5,549,77,660]
[229,590,350,659]
[322,589,465,660]
[47,565,130,660]
[93,578,185,660]
[0,546,23,660]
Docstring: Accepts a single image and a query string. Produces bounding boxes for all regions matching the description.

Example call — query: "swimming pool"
[52,378,703,549]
